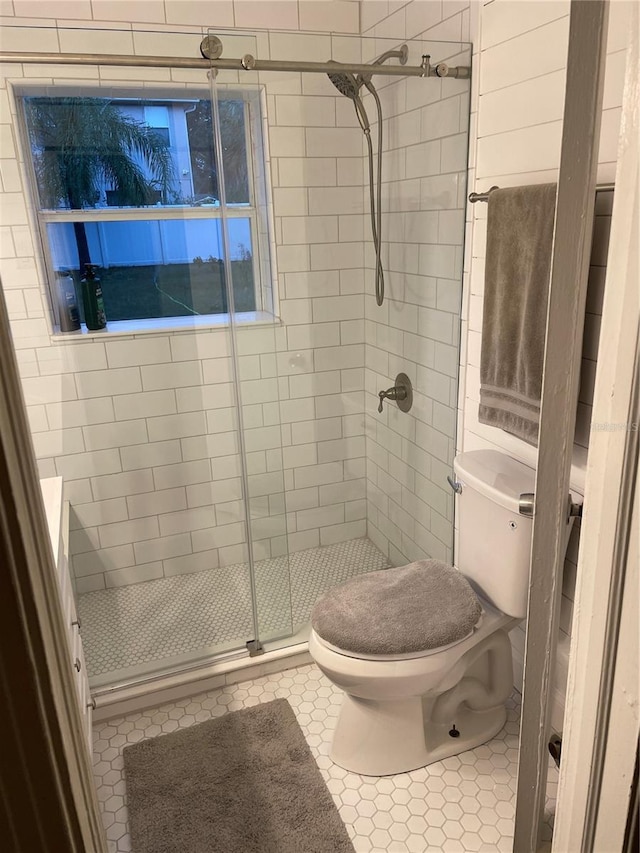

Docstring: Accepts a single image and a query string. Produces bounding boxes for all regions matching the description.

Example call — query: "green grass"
[78,261,256,323]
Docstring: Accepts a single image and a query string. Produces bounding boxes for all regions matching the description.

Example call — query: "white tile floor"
[92,662,557,853]
[79,538,389,679]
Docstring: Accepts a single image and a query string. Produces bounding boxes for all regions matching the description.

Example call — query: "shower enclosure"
[6,27,471,694]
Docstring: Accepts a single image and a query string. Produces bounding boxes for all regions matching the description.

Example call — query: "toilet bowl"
[309,600,516,775]
[309,449,582,776]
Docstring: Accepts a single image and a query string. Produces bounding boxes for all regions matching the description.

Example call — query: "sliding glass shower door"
[207,28,472,652]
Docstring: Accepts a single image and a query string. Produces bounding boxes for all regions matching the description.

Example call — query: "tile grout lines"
[92,662,557,853]
[79,537,390,678]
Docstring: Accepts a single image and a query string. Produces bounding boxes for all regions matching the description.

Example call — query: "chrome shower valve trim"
[377,373,413,413]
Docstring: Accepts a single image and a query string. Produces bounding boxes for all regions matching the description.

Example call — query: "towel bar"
[468,182,615,203]
[468,186,499,203]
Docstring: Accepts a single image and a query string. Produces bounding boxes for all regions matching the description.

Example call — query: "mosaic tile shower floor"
[93,663,556,853]
[79,537,390,678]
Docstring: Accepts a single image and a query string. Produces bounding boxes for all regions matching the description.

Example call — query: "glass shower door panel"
[209,43,294,647]
[15,78,263,689]
[206,29,471,652]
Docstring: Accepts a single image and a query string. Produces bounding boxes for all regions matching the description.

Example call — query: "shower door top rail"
[0,47,470,80]
[0,50,218,69]
[204,54,470,80]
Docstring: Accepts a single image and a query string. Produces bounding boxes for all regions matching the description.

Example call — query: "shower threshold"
[79,537,389,694]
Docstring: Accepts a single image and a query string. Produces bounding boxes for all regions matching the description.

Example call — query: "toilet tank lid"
[454,450,536,513]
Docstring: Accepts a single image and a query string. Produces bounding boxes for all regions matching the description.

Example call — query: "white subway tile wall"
[360,2,471,567]
[459,0,627,725]
[0,3,373,599]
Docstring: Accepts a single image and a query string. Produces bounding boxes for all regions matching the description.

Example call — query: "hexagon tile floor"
[92,663,557,853]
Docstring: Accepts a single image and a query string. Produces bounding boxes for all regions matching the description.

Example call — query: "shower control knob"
[435,62,449,77]
[377,373,413,413]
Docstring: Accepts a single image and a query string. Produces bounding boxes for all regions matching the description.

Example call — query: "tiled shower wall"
[0,3,371,593]
[361,4,471,567]
[2,0,474,597]
[262,33,368,557]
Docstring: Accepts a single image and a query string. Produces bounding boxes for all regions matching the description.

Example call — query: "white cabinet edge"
[39,476,64,572]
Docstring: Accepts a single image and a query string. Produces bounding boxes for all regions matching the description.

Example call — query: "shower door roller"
[246,639,264,657]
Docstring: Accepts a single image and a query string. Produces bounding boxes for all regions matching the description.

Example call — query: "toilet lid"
[311,560,482,656]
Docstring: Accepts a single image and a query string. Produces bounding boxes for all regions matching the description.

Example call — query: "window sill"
[52,311,280,341]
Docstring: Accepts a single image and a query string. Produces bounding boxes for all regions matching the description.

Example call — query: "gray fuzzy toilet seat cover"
[311,560,482,656]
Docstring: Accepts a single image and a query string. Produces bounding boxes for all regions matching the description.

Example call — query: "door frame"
[0,3,637,849]
[0,277,107,852]
[513,1,610,849]
[552,4,639,847]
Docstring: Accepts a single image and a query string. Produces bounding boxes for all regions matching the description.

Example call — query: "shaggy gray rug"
[123,698,354,853]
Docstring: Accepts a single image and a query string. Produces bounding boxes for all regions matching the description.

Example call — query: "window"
[19,86,270,332]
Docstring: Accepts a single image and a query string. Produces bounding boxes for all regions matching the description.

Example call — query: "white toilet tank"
[453,450,537,619]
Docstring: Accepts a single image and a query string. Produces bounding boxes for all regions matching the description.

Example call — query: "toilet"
[309,449,582,776]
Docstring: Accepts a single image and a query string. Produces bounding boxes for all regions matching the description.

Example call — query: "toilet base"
[330,693,507,776]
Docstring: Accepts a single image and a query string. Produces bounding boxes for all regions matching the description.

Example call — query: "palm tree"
[24,96,175,271]
[185,98,249,204]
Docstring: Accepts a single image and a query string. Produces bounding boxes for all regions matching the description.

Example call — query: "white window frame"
[16,83,275,336]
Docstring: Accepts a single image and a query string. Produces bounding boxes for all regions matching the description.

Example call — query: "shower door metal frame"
[207,53,298,654]
[0,46,470,80]
[208,64,264,657]
[513,1,609,850]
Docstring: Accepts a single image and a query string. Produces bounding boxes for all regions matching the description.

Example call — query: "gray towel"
[478,183,557,445]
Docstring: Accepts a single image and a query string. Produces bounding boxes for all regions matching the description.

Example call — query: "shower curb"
[92,644,311,723]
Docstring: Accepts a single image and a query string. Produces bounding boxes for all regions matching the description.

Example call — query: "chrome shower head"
[326,63,362,100]
[326,61,370,133]
[325,60,386,306]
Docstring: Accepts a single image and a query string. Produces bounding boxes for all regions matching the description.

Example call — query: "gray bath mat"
[123,698,354,853]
